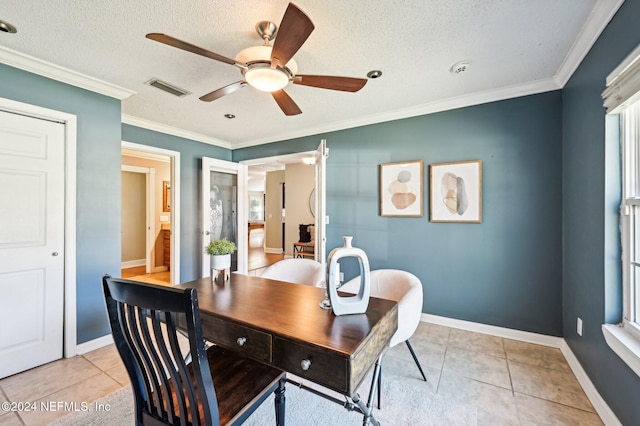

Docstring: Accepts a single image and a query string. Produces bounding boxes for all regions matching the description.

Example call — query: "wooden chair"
[102,275,286,425]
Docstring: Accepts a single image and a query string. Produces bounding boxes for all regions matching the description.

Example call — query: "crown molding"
[554,0,625,87]
[0,46,136,100]
[122,114,232,149]
[233,78,560,149]
[234,0,624,149]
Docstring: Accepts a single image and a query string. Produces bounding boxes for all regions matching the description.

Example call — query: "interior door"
[0,110,65,379]
[314,139,328,272]
[201,157,248,276]
[121,165,154,273]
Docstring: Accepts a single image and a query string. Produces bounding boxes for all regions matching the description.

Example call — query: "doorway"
[121,142,180,285]
[241,147,324,271]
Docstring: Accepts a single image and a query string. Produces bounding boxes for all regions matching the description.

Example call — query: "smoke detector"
[451,61,471,74]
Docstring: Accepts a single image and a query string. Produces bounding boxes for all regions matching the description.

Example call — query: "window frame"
[621,102,640,338]
[602,43,640,377]
[248,191,265,222]
[604,99,640,377]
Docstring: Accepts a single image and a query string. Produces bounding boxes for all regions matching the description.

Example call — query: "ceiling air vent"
[145,78,191,97]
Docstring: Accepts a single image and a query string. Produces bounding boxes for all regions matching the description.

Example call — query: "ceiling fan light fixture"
[245,66,290,92]
[0,19,17,34]
[236,45,297,92]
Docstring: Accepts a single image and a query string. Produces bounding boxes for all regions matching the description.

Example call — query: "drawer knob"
[236,337,247,346]
[300,359,312,371]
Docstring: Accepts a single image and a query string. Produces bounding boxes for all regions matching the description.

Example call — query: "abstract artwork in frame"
[430,160,482,223]
[380,160,423,217]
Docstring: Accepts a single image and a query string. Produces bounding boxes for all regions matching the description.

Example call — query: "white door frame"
[122,141,181,285]
[202,157,248,276]
[121,165,155,272]
[0,96,78,358]
[240,148,326,263]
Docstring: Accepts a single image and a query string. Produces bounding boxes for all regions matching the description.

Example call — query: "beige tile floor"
[0,324,603,425]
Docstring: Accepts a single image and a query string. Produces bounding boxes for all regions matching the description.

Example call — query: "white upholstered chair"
[259,258,324,287]
[340,269,427,406]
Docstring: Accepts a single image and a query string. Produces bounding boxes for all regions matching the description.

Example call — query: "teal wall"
[235,91,564,336]
[562,0,640,423]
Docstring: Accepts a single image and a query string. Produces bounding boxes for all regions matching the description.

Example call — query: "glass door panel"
[209,171,238,272]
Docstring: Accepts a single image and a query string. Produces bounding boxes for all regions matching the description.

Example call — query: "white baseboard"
[422,314,620,425]
[560,341,622,426]
[422,314,563,347]
[264,247,283,254]
[75,334,114,355]
[121,259,145,269]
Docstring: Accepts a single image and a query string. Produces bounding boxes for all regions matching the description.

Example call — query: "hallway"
[121,228,283,283]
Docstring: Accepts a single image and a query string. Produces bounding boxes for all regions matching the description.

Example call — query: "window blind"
[603,43,640,114]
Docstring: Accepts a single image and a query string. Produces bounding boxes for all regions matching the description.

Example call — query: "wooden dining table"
[176,273,398,425]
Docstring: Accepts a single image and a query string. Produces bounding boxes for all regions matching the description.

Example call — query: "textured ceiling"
[0,1,621,148]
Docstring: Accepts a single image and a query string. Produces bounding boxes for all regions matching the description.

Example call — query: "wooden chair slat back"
[103,275,220,425]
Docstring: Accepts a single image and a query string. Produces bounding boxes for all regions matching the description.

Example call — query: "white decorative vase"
[326,236,371,316]
[211,254,231,282]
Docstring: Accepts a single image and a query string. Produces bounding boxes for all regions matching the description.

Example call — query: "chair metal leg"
[275,377,286,426]
[376,364,382,409]
[406,340,427,381]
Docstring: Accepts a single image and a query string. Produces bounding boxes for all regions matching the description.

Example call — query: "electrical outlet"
[577,317,583,336]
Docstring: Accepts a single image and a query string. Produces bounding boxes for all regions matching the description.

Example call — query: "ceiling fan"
[146,3,368,116]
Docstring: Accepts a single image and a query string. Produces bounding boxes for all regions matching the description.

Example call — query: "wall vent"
[145,78,191,97]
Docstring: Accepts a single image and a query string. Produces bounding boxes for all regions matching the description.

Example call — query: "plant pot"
[211,254,231,270]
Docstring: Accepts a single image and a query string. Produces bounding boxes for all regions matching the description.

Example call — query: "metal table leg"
[285,355,384,425]
[350,355,382,426]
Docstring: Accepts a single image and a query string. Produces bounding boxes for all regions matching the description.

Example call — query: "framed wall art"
[162,181,171,212]
[380,160,423,217]
[430,160,482,223]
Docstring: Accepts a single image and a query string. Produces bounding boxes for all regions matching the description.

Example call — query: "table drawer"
[274,337,348,393]
[200,315,272,363]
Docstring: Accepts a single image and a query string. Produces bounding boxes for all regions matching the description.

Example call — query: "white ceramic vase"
[326,236,371,316]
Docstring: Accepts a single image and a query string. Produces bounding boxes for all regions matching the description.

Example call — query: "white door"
[0,110,65,379]
[121,165,155,273]
[314,140,328,271]
[201,157,248,276]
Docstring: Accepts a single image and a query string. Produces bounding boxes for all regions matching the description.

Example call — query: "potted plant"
[205,238,237,272]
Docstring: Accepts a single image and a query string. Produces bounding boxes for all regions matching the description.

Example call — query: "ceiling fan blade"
[294,75,368,92]
[270,3,314,68]
[146,33,245,69]
[199,81,247,102]
[272,90,302,116]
